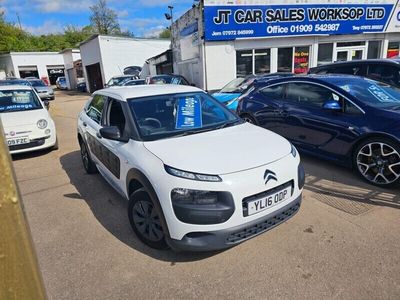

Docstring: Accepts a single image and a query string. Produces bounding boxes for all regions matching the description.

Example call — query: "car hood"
[143,123,292,175]
[0,109,49,127]
[212,93,241,103]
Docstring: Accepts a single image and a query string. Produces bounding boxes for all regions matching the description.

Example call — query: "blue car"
[212,76,256,110]
[213,73,295,110]
[237,75,400,187]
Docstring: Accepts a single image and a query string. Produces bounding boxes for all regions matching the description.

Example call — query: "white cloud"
[23,20,64,35]
[137,0,192,8]
[117,9,128,18]
[143,25,165,38]
[32,0,94,13]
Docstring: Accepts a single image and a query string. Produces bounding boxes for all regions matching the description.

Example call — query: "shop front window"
[278,48,293,72]
[254,49,271,74]
[294,46,310,74]
[367,41,381,59]
[387,42,400,58]
[317,43,333,66]
[236,50,253,77]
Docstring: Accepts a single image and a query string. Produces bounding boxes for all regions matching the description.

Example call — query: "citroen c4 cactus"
[77,85,304,251]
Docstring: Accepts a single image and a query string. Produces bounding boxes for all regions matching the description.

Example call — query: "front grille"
[9,138,45,151]
[226,201,300,244]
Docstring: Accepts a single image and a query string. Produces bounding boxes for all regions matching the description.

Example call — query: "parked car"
[213,73,294,110]
[121,79,146,86]
[56,77,68,90]
[237,74,400,187]
[309,59,400,88]
[0,85,58,154]
[146,74,192,86]
[123,66,142,76]
[105,75,138,87]
[27,79,55,100]
[0,79,32,87]
[77,85,304,251]
[77,81,87,92]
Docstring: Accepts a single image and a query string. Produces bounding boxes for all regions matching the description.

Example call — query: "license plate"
[247,186,291,216]
[7,136,30,146]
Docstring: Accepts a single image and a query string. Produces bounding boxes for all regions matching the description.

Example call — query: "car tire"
[128,187,168,250]
[353,137,400,187]
[79,140,97,174]
[240,113,257,125]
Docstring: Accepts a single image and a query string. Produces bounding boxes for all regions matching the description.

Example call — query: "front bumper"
[167,194,301,252]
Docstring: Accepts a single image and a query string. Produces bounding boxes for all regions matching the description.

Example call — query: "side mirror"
[44,100,50,110]
[99,126,128,142]
[322,100,342,111]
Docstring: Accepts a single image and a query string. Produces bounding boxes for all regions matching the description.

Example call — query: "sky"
[0,0,195,37]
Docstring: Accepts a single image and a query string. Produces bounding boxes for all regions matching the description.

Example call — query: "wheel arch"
[126,168,171,238]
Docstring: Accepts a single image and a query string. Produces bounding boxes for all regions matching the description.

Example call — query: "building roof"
[59,48,80,54]
[79,34,169,47]
[94,84,201,100]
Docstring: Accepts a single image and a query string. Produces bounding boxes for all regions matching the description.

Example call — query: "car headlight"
[37,119,48,129]
[290,143,298,158]
[171,188,218,205]
[165,165,222,182]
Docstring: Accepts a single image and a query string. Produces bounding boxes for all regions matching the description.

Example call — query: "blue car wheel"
[354,137,400,187]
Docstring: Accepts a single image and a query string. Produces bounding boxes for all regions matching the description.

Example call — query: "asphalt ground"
[11,90,400,299]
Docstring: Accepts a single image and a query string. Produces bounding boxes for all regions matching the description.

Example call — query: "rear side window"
[285,82,337,107]
[367,64,400,86]
[86,94,106,124]
[259,84,284,99]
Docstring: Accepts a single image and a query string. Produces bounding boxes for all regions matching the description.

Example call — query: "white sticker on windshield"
[12,92,31,104]
[367,85,397,103]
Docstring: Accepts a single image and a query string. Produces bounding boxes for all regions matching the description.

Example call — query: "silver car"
[28,79,55,100]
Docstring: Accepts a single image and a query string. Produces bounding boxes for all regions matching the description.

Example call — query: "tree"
[159,28,171,39]
[89,0,121,35]
[64,25,92,47]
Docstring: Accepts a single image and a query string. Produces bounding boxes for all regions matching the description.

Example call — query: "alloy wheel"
[356,142,400,185]
[242,115,255,124]
[132,200,164,242]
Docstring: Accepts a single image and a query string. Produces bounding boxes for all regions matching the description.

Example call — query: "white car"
[77,85,304,251]
[0,85,57,154]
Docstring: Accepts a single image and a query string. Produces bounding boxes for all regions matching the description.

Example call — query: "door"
[252,84,287,136]
[278,82,362,157]
[335,47,365,62]
[86,63,104,93]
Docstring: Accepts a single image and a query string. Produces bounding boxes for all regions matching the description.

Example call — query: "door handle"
[82,122,87,127]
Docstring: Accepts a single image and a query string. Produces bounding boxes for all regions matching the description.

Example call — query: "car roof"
[0,84,33,91]
[314,58,400,68]
[96,84,202,101]
[255,74,373,87]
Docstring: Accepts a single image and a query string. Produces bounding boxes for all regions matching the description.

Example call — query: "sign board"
[175,96,202,129]
[204,0,398,41]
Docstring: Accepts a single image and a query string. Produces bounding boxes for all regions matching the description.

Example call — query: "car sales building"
[172,0,400,91]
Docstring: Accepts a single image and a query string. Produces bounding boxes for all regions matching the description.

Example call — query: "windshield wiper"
[216,120,243,129]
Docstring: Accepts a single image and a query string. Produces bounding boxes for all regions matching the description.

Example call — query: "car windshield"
[107,77,130,86]
[0,89,42,113]
[30,80,46,87]
[333,78,400,108]
[151,76,188,85]
[220,78,247,93]
[128,92,241,141]
[0,80,31,86]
